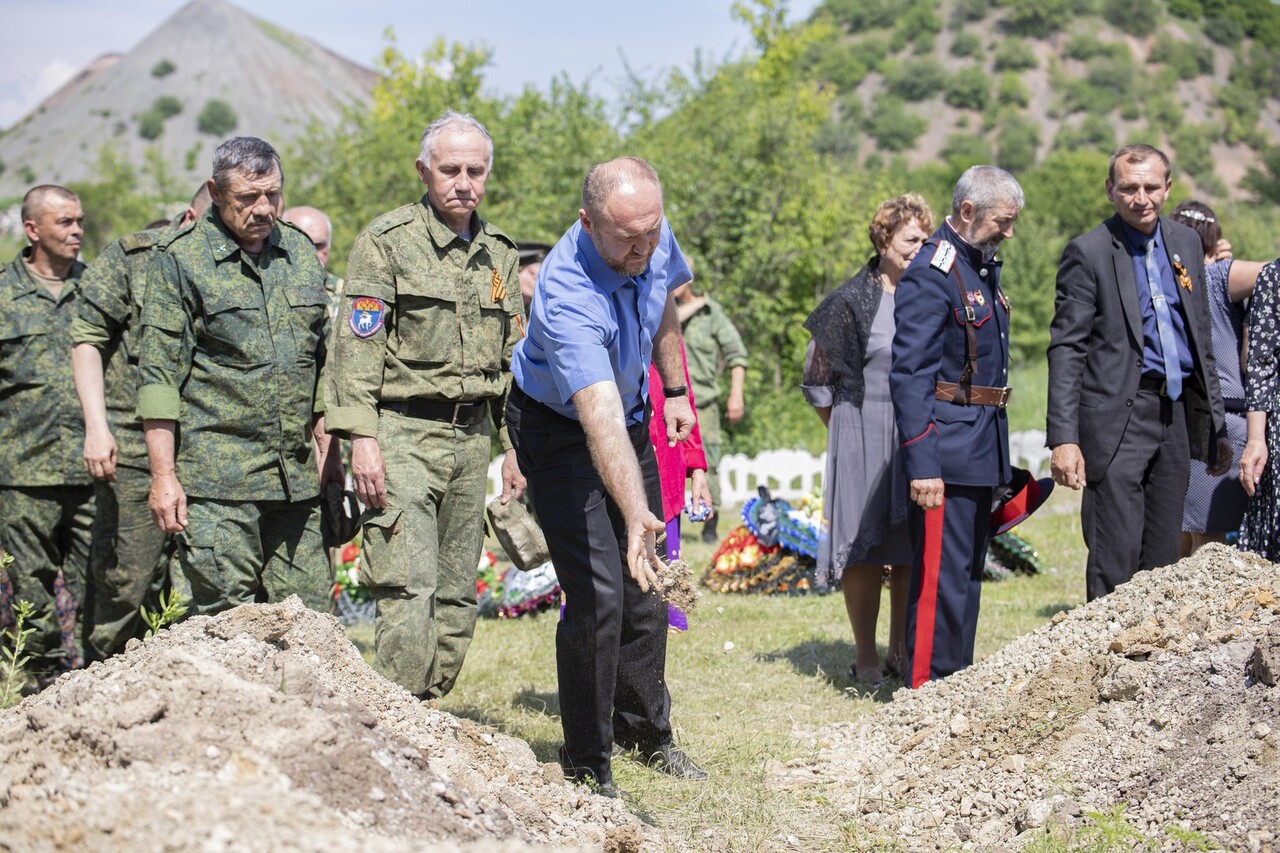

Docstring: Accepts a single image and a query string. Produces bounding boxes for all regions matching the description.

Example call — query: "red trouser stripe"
[911,498,946,689]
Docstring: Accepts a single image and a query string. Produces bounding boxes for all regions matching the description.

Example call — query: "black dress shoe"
[643,742,708,780]
[700,517,719,544]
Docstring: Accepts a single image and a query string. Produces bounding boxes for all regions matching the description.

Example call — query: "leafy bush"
[950,31,982,58]
[1204,16,1244,45]
[944,73,989,110]
[940,132,993,166]
[993,38,1037,71]
[951,0,989,25]
[813,43,870,91]
[152,96,182,118]
[151,59,176,78]
[1103,0,1160,36]
[823,0,896,32]
[881,58,946,102]
[197,99,238,136]
[137,110,165,140]
[1167,0,1202,18]
[1052,115,1116,153]
[1145,93,1185,127]
[997,113,1041,173]
[868,96,926,151]
[997,73,1030,108]
[1149,33,1216,79]
[1004,0,1072,37]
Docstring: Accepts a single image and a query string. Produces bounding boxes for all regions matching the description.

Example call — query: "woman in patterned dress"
[1240,259,1280,560]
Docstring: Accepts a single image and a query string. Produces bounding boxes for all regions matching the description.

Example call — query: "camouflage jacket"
[136,209,329,501]
[0,250,92,486]
[680,296,748,407]
[324,198,522,449]
[70,227,167,471]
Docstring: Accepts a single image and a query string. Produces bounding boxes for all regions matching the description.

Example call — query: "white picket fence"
[487,429,1052,499]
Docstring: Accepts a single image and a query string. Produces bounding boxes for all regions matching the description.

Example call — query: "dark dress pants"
[507,386,671,785]
[1082,390,1189,601]
[904,483,992,688]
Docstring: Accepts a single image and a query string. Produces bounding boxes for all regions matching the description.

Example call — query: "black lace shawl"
[802,257,884,407]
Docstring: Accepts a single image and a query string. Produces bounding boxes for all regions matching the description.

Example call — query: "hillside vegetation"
[14,0,1280,457]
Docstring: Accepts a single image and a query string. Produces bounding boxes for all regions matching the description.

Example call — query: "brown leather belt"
[379,399,488,427]
[935,381,1012,408]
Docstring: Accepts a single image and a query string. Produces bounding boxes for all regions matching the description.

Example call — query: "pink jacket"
[648,342,707,522]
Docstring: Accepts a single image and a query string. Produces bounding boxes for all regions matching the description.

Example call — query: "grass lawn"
[348,488,1089,851]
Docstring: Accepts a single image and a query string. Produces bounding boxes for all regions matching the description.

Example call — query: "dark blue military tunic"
[890,219,1012,687]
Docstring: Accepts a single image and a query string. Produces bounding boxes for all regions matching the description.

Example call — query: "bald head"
[283,205,332,268]
[21,185,79,223]
[579,157,665,278]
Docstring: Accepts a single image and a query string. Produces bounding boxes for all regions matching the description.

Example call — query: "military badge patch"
[349,297,387,338]
[930,240,956,273]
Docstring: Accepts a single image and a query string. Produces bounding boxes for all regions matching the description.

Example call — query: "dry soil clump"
[0,598,657,852]
[782,544,1280,850]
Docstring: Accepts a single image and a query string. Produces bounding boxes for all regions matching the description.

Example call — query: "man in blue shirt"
[508,156,705,794]
[1048,143,1230,600]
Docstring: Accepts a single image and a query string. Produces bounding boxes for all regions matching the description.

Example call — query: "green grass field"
[348,489,1088,851]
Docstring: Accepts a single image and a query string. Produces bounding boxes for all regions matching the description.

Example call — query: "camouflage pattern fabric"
[323,271,344,319]
[361,412,490,698]
[178,496,331,617]
[0,251,94,675]
[87,467,176,658]
[680,296,748,411]
[136,209,329,501]
[325,199,520,699]
[696,400,725,508]
[323,197,522,447]
[70,227,166,471]
[0,251,92,486]
[0,485,94,675]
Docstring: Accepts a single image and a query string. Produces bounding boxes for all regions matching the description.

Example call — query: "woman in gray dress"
[802,193,935,685]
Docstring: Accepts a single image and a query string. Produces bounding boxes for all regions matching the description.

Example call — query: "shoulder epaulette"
[367,204,417,236]
[481,220,519,252]
[158,216,198,249]
[120,230,160,253]
[929,240,956,274]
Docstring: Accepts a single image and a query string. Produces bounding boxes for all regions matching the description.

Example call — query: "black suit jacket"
[1046,214,1226,481]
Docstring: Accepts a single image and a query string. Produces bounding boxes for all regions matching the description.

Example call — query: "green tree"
[1004,0,1072,37]
[868,96,927,151]
[197,99,238,135]
[153,95,183,118]
[882,58,946,101]
[945,73,989,110]
[993,38,1037,71]
[996,114,1041,173]
[997,72,1030,108]
[137,110,164,140]
[151,59,176,78]
[949,31,982,58]
[68,147,165,259]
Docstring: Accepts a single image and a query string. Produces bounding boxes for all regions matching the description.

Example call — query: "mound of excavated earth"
[0,598,654,853]
[781,544,1279,850]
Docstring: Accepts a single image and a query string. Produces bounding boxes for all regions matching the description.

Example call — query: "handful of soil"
[654,558,700,613]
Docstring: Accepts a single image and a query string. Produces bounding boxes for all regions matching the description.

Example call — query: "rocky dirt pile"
[779,544,1279,850]
[0,598,656,853]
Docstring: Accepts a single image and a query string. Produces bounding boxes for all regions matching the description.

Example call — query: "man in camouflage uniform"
[325,111,525,700]
[0,185,93,679]
[69,185,211,658]
[137,137,340,617]
[284,205,343,318]
[673,269,748,542]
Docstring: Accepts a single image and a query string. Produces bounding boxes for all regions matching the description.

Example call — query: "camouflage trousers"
[360,409,490,699]
[696,400,724,509]
[178,496,331,617]
[0,484,95,675]
[88,467,178,660]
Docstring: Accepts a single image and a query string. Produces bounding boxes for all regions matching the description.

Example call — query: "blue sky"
[0,0,820,128]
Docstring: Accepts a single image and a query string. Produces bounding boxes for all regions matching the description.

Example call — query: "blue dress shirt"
[1122,220,1193,385]
[512,218,692,423]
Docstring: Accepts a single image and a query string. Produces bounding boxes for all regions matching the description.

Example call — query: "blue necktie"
[1144,238,1182,401]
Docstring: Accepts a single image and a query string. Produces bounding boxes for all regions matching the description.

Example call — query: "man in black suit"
[1047,143,1231,601]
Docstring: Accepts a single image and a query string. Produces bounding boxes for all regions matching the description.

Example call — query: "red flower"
[340,542,359,564]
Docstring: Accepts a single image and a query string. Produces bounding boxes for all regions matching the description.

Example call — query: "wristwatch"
[663,385,688,397]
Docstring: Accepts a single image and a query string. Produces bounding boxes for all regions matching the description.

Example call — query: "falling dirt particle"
[654,558,701,612]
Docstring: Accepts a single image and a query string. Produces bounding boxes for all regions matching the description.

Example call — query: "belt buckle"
[997,386,1011,408]
[451,401,467,428]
